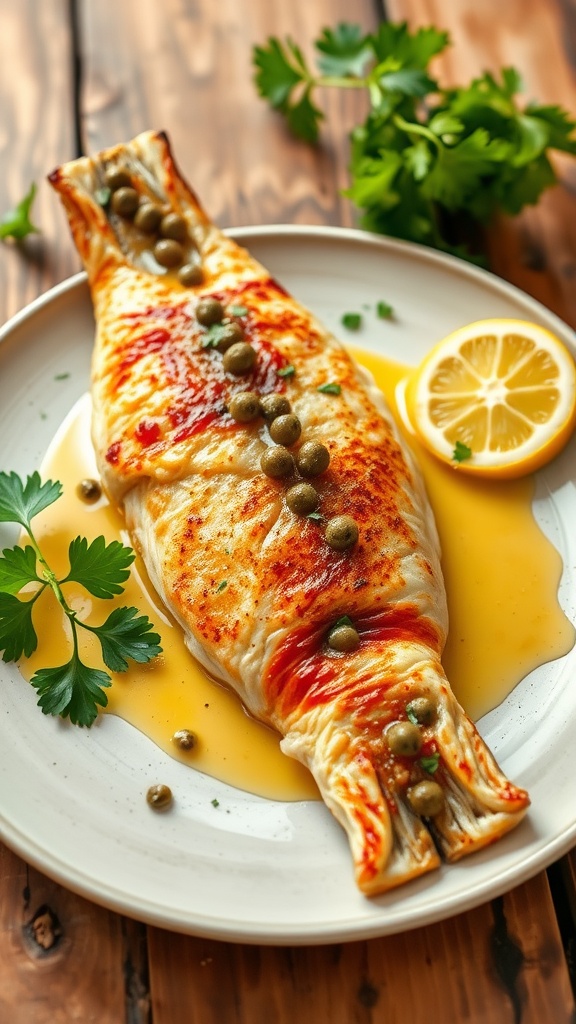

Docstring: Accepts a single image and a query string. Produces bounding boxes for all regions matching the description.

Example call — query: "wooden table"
[1,1,575,1021]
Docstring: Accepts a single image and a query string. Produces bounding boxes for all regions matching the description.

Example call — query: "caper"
[407,780,445,817]
[110,186,139,218]
[296,440,330,478]
[328,624,360,653]
[215,321,244,351]
[407,697,436,726]
[269,413,301,447]
[228,391,261,423]
[172,729,197,751]
[178,262,204,287]
[76,478,102,503]
[134,202,163,234]
[154,238,184,268]
[160,212,188,242]
[286,482,319,516]
[222,342,256,375]
[259,393,291,422]
[386,721,422,757]
[196,297,225,326]
[104,167,132,190]
[146,784,173,810]
[260,446,295,479]
[325,515,359,551]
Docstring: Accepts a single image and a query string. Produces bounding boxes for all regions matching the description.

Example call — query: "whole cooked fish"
[49,131,529,895]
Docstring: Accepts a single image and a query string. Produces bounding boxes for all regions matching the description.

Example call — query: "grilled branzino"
[49,131,529,895]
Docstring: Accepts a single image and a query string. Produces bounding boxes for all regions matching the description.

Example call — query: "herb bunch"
[253,22,576,258]
[0,471,162,726]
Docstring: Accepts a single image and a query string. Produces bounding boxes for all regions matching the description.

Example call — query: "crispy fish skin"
[49,131,529,894]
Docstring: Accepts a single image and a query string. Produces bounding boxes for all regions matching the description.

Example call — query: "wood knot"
[24,904,63,955]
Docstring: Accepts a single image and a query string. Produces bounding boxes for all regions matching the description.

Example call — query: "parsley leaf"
[377,300,393,319]
[278,364,296,378]
[0,471,162,727]
[252,22,576,258]
[453,440,472,463]
[0,183,39,241]
[317,382,342,395]
[419,752,440,774]
[342,312,362,330]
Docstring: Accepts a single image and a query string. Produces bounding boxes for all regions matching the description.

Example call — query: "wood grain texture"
[0,843,143,1024]
[146,873,574,1024]
[0,0,79,324]
[79,0,374,228]
[383,0,576,327]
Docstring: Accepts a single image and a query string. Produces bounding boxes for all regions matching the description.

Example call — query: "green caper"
[160,212,188,242]
[215,321,244,351]
[328,625,360,653]
[110,186,139,218]
[104,167,132,190]
[260,446,295,479]
[296,440,330,477]
[325,515,359,551]
[222,342,256,375]
[407,697,436,726]
[259,393,291,422]
[286,482,319,516]
[386,721,422,757]
[196,297,225,326]
[154,238,184,268]
[228,391,261,423]
[172,729,197,751]
[76,478,102,503]
[134,202,163,234]
[269,413,301,447]
[178,262,204,287]
[146,784,173,810]
[407,780,445,817]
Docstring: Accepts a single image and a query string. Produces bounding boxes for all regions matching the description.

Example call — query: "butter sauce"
[18,348,574,800]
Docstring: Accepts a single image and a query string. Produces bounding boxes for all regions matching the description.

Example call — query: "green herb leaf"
[0,592,38,661]
[85,606,162,673]
[95,186,112,208]
[30,652,111,727]
[315,23,372,77]
[453,440,472,463]
[211,798,220,807]
[64,535,135,599]
[216,580,228,593]
[0,471,62,528]
[228,304,249,317]
[317,382,342,395]
[277,364,296,378]
[377,300,393,319]
[332,615,354,630]
[0,183,39,241]
[307,511,324,522]
[419,753,440,774]
[341,312,362,330]
[406,702,419,726]
[202,323,229,349]
[0,545,41,594]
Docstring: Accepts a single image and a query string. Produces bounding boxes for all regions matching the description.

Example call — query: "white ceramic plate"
[0,226,575,945]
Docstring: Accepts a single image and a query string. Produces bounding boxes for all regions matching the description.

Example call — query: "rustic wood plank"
[0,842,146,1024]
[79,0,373,229]
[383,0,576,327]
[0,0,80,324]
[146,872,573,1024]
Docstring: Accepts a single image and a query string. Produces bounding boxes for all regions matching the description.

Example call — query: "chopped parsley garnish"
[419,753,440,774]
[0,471,162,726]
[341,312,362,330]
[0,184,39,241]
[253,23,576,259]
[332,615,354,629]
[377,301,394,319]
[216,580,228,593]
[95,187,112,208]
[278,364,296,378]
[307,511,324,522]
[228,304,249,317]
[317,382,342,395]
[54,373,70,381]
[452,440,472,463]
[406,703,419,726]
[211,798,220,807]
[201,323,229,349]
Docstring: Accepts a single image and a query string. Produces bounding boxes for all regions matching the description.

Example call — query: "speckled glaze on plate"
[0,226,574,944]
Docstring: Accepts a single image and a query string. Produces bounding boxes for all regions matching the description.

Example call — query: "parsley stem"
[393,113,441,149]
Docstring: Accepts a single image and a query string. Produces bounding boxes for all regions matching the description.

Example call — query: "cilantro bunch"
[0,471,162,726]
[253,22,576,258]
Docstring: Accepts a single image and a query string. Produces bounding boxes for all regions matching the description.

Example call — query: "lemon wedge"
[405,318,576,478]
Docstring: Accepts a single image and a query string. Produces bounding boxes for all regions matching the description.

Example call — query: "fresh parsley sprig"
[0,471,162,726]
[253,22,576,258]
[0,184,39,241]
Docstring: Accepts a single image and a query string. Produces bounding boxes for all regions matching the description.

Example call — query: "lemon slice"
[406,318,576,478]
